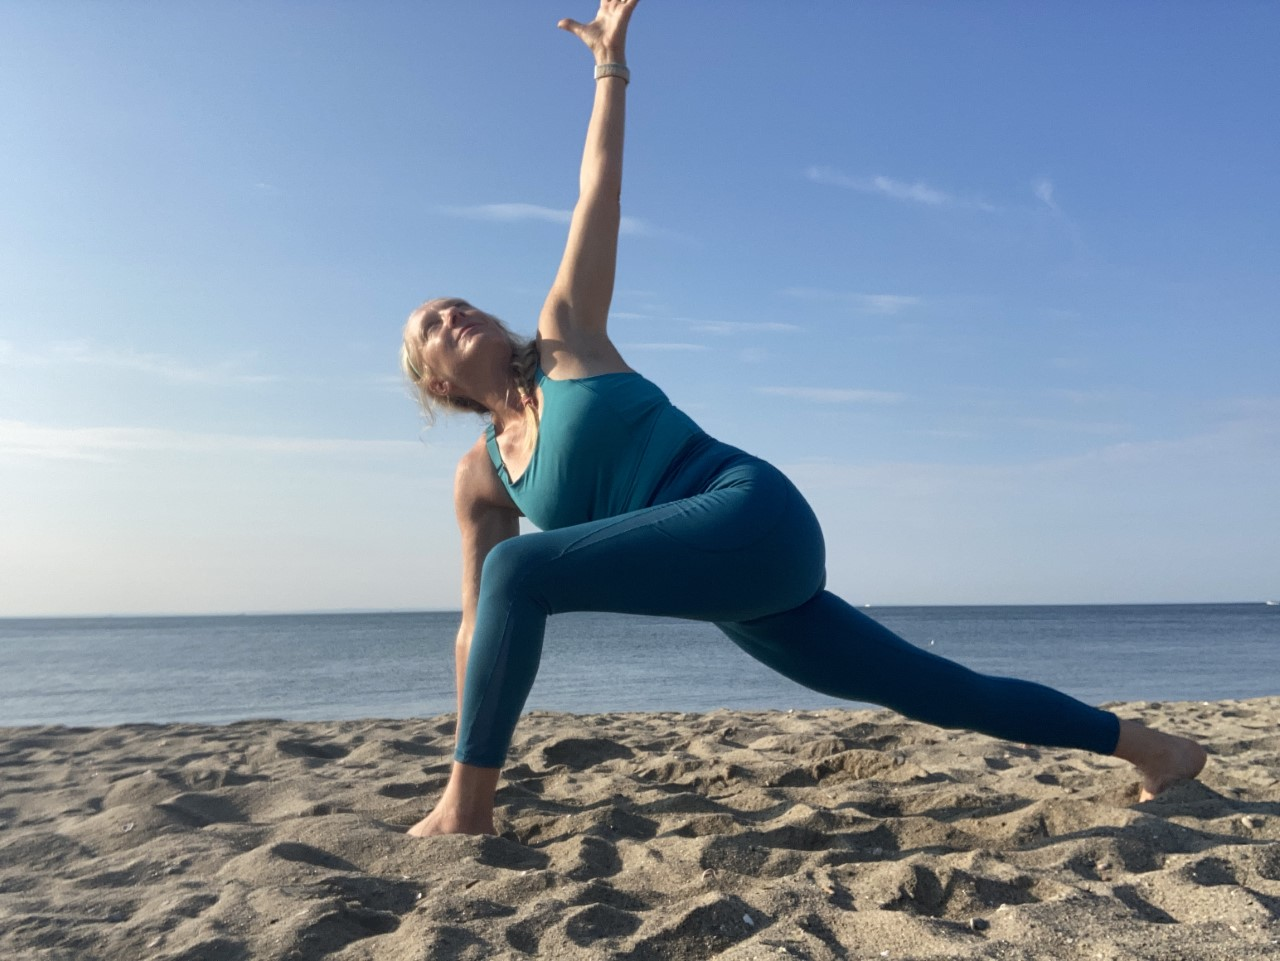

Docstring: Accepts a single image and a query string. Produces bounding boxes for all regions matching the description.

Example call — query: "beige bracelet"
[594,62,630,84]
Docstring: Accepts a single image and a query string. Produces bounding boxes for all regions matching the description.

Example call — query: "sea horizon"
[3,598,1276,622]
[1,603,1276,729]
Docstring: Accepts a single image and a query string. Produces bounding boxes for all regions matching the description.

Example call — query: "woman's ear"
[428,379,450,397]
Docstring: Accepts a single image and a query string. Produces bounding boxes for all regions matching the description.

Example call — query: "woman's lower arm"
[454,622,473,720]
[579,72,626,200]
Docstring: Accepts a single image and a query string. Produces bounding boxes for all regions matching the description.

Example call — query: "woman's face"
[411,298,508,395]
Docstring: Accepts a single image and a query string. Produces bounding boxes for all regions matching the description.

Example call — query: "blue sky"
[2,1,1277,616]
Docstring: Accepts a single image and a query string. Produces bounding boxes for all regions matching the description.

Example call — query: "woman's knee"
[479,534,558,608]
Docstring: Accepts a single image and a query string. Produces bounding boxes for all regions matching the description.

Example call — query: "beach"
[2,698,1277,960]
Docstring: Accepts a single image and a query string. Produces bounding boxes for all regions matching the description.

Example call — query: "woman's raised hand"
[557,0,637,63]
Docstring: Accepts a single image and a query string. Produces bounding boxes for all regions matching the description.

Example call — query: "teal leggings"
[456,451,1121,767]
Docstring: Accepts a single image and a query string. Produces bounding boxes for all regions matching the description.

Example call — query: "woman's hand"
[557,0,637,64]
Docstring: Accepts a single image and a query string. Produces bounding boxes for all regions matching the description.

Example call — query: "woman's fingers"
[559,0,636,49]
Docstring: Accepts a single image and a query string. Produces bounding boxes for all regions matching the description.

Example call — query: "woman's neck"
[487,378,537,436]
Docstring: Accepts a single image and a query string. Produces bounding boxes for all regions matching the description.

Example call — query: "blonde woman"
[401,0,1206,837]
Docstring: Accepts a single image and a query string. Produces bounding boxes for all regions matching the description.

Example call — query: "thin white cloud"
[441,203,651,236]
[618,215,654,237]
[806,166,997,212]
[443,202,570,225]
[1009,416,1129,436]
[0,420,419,463]
[1046,388,1133,406]
[786,408,1280,495]
[874,176,952,206]
[783,288,922,316]
[860,294,922,315]
[758,387,906,404]
[1211,396,1280,420]
[1030,178,1089,251]
[0,340,275,385]
[691,321,801,335]
[1033,177,1059,213]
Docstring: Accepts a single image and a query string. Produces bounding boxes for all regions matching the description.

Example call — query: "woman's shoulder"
[454,436,519,516]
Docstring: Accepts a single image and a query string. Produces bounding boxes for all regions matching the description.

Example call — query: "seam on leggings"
[458,592,521,768]
[557,499,697,556]
[560,483,795,558]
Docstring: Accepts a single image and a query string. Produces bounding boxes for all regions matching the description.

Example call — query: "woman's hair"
[401,299,540,425]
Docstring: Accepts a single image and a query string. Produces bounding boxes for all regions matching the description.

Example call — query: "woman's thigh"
[483,459,826,623]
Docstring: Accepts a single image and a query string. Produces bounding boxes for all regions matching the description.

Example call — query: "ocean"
[0,604,1276,728]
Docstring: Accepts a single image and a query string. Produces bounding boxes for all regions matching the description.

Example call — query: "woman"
[400,0,1206,838]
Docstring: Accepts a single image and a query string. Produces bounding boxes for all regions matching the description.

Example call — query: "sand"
[1,698,1277,961]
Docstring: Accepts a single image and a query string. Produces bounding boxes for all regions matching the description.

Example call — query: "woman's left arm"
[539,1,638,360]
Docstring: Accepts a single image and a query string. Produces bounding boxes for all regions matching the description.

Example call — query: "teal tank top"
[485,367,707,531]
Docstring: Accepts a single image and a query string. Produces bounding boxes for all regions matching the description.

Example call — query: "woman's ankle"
[405,760,502,837]
[1113,719,1207,801]
[444,760,502,805]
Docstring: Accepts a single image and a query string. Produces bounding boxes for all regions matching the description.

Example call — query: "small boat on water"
[1266,600,1279,606]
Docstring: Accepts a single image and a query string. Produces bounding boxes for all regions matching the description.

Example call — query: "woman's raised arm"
[539,0,638,361]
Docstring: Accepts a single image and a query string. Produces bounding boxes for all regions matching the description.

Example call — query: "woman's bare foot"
[407,806,496,837]
[1113,718,1208,802]
[406,760,501,837]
